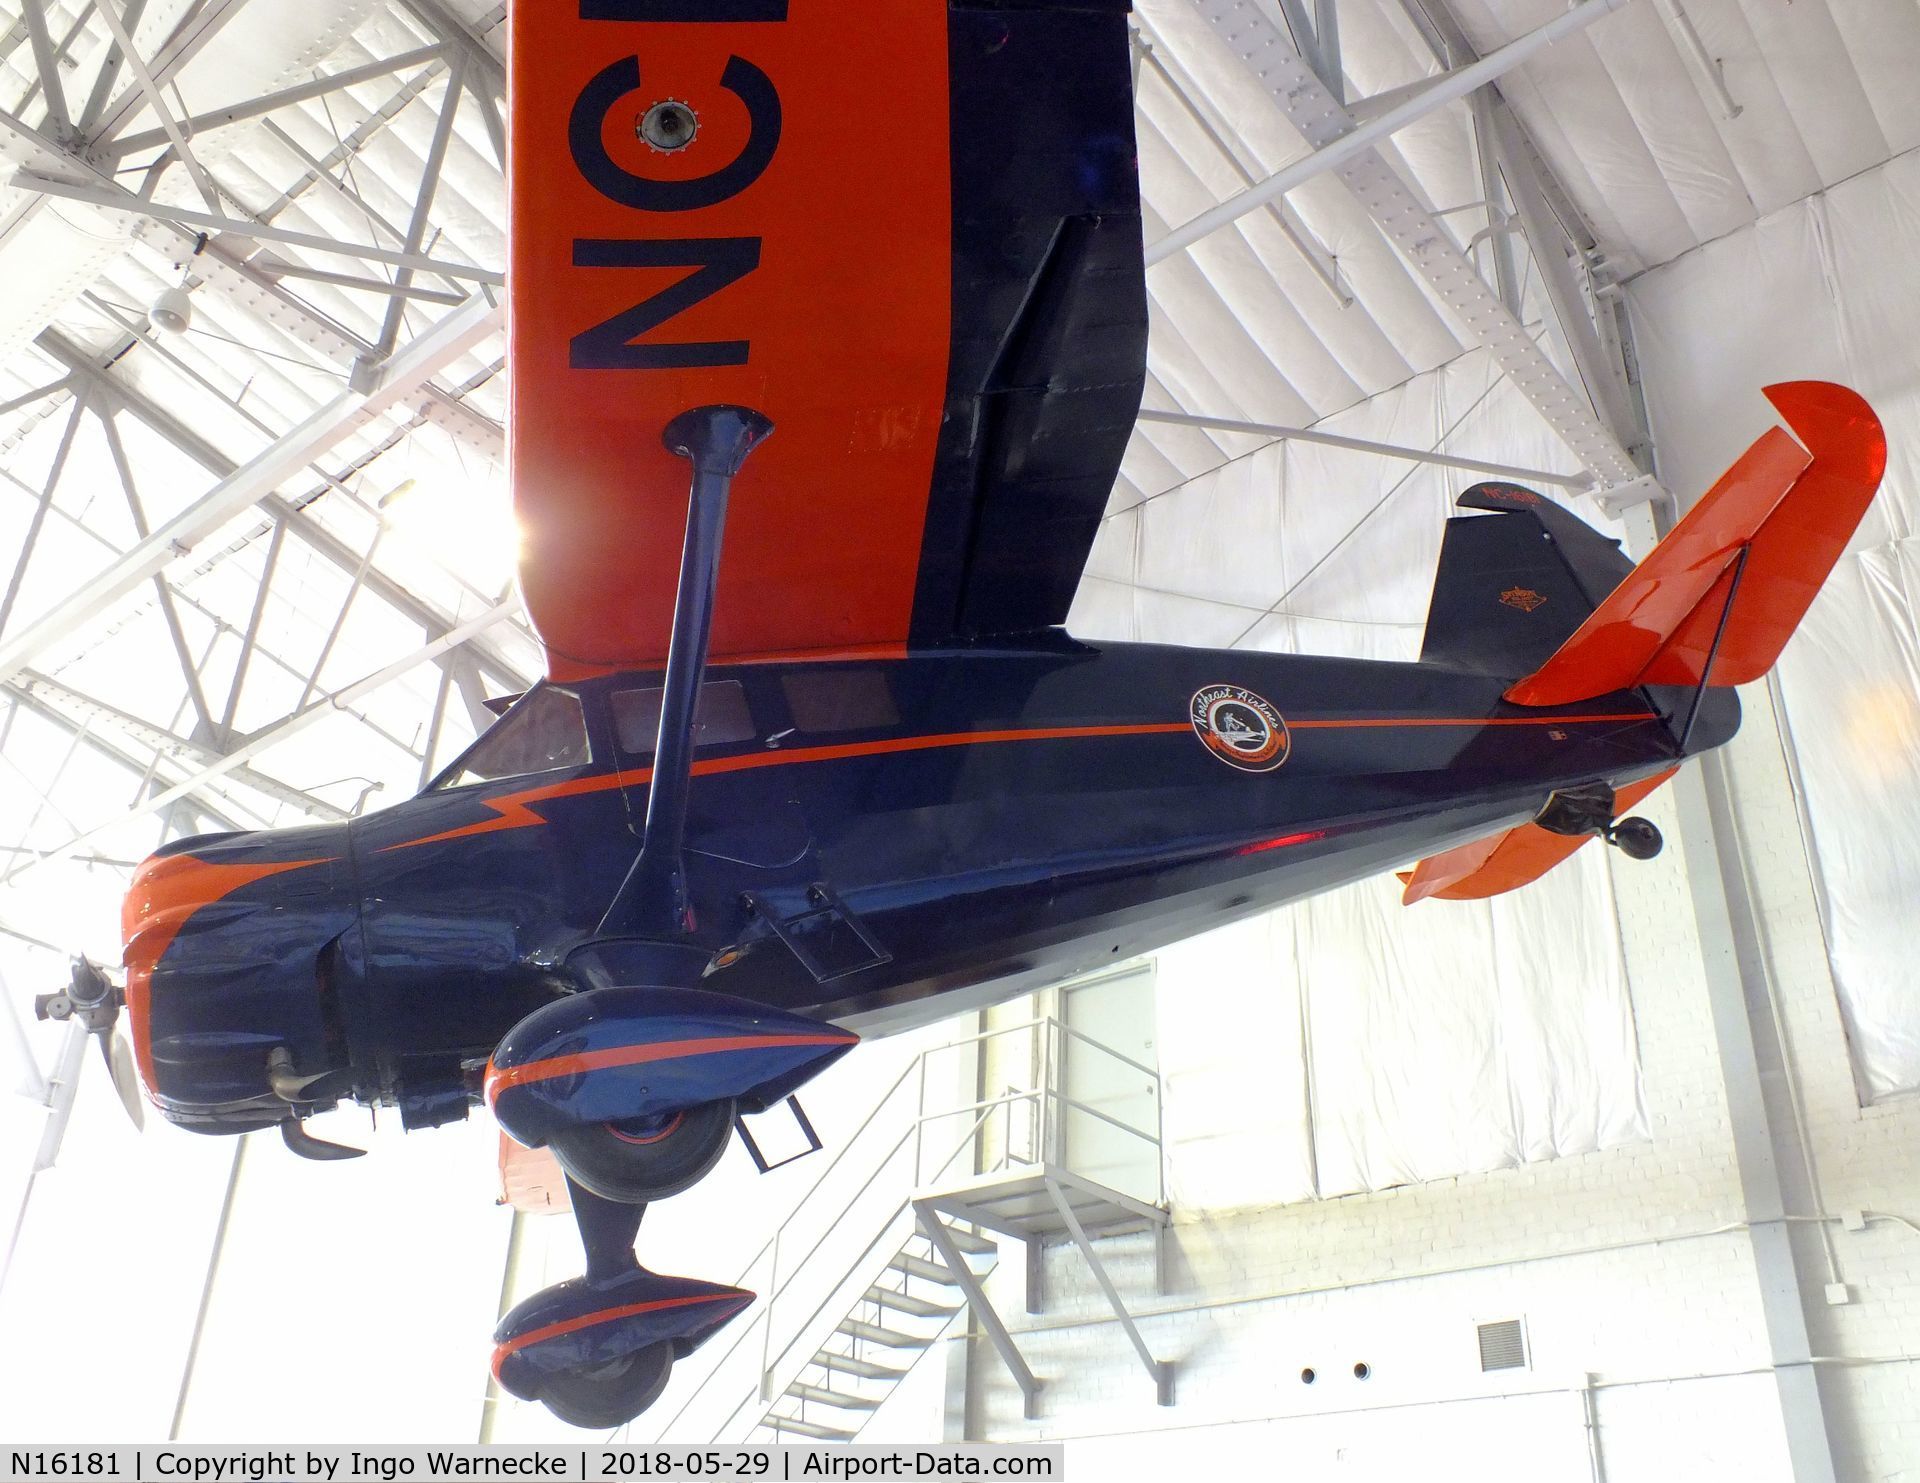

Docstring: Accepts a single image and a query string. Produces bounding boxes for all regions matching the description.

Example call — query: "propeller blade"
[101,1031,146,1131]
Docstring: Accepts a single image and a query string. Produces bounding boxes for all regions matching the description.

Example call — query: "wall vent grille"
[1477,1319,1527,1372]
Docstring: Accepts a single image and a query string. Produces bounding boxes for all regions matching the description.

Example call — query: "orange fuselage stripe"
[484,1031,854,1104]
[491,1292,750,1380]
[387,711,1659,853]
[1285,711,1654,729]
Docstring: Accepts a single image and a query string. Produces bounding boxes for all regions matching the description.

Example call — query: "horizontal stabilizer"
[1400,769,1677,904]
[1506,383,1886,706]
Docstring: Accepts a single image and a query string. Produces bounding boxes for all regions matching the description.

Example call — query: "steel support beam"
[221,518,284,734]
[252,60,448,231]
[12,173,505,285]
[106,43,447,157]
[1043,1179,1173,1406]
[915,1202,1040,1421]
[252,260,468,306]
[90,0,223,211]
[74,0,148,133]
[1181,0,1642,488]
[19,0,73,141]
[87,0,257,142]
[2,91,504,455]
[1393,0,1600,252]
[1486,100,1642,458]
[1137,407,1591,488]
[35,329,528,693]
[1,682,246,836]
[365,54,467,371]
[399,0,505,97]
[1313,0,1344,102]
[99,409,219,739]
[0,102,376,369]
[0,390,87,639]
[1466,89,1521,317]
[6,600,515,881]
[1393,0,1653,471]
[1152,0,1629,264]
[0,295,502,691]
[1135,19,1350,308]
[9,670,347,821]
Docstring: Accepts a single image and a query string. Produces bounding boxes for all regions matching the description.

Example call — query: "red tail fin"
[1506,383,1886,707]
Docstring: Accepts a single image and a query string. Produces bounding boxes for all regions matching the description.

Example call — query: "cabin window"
[434,687,588,788]
[613,679,756,755]
[781,669,899,734]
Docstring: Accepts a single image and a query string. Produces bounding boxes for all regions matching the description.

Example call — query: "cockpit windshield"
[429,686,589,790]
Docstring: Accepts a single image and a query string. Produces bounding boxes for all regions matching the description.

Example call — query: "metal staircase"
[759,1220,997,1442]
[638,1005,1174,1443]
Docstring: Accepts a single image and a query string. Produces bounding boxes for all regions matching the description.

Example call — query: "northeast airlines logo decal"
[1189,685,1290,773]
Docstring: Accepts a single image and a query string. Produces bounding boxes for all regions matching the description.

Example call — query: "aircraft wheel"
[1610,815,1664,861]
[549,1097,736,1204]
[536,1342,674,1430]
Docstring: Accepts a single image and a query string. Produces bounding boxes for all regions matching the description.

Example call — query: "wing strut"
[600,405,775,939]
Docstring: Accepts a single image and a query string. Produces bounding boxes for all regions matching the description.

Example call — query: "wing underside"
[1399,769,1679,904]
[509,2,1147,680]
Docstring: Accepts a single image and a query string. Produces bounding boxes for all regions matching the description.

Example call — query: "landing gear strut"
[1535,782,1664,860]
[490,1180,754,1430]
[492,404,781,1430]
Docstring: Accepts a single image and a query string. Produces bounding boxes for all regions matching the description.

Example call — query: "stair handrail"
[653,1088,1027,1441]
[641,1015,1163,1440]
[722,1096,1021,1440]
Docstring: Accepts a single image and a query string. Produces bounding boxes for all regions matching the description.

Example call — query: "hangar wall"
[955,771,1806,1478]
[1626,138,1920,1481]
[940,148,1920,1480]
[1630,146,1920,1106]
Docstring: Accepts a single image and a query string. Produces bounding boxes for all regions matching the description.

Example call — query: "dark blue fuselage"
[124,639,1732,1133]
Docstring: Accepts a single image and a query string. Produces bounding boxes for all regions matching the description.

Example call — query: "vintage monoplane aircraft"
[36,0,1885,1433]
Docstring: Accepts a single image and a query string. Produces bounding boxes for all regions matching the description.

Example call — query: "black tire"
[1611,815,1664,861]
[538,1342,674,1430]
[549,1097,736,1204]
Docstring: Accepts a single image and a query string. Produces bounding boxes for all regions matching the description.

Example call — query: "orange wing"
[1400,769,1678,904]
[508,5,1147,680]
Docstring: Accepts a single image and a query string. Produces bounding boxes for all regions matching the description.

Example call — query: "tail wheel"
[548,1097,736,1204]
[1609,815,1664,861]
[536,1341,674,1430]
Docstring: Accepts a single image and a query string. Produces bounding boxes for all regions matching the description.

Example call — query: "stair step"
[814,1350,910,1382]
[763,1416,858,1442]
[836,1318,934,1348]
[785,1381,882,1411]
[888,1252,964,1285]
[865,1285,960,1319]
[929,1222,997,1256]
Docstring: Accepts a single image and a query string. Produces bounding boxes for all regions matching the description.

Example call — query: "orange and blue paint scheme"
[111,0,1888,1431]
